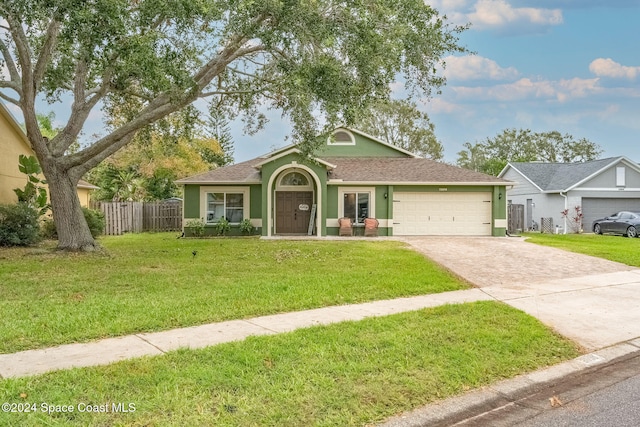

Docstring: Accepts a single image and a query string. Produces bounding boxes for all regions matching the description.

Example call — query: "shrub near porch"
[0,233,467,353]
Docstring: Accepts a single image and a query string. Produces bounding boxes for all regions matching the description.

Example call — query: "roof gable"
[177,127,509,186]
[317,127,416,158]
[253,147,336,170]
[502,157,631,192]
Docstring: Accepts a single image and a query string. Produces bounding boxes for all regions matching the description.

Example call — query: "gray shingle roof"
[175,158,262,184]
[176,155,508,185]
[509,157,620,191]
[326,157,507,183]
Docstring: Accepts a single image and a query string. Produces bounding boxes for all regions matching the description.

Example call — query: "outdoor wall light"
[498,192,503,200]
[384,193,388,199]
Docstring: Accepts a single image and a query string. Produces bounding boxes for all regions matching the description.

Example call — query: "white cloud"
[428,0,564,32]
[589,58,640,80]
[427,0,473,12]
[451,77,600,102]
[443,55,519,81]
[469,0,563,30]
[422,97,463,114]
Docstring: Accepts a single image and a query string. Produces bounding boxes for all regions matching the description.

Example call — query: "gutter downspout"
[560,191,568,234]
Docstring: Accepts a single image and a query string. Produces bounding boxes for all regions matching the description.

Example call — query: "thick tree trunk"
[46,168,97,251]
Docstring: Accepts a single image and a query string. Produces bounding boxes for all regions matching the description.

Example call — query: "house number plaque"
[298,204,309,211]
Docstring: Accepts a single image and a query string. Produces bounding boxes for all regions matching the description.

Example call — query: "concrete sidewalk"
[0,289,491,378]
[4,266,639,379]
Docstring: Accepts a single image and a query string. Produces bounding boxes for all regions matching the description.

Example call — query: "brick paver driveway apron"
[400,236,640,350]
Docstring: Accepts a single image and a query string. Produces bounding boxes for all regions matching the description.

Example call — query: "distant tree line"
[456,128,603,176]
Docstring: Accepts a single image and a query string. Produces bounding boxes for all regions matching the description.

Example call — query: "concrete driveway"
[400,236,640,351]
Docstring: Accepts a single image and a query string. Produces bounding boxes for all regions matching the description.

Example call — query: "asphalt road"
[455,352,640,426]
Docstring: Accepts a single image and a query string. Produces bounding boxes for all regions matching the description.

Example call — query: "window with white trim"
[206,192,244,223]
[338,187,375,225]
[328,129,355,145]
[343,192,370,224]
[280,171,309,186]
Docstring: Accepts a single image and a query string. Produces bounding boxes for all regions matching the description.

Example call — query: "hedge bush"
[40,207,105,239]
[83,207,105,237]
[0,203,41,246]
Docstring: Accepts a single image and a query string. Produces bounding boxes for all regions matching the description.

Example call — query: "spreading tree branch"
[4,13,33,99]
[0,91,20,105]
[51,59,112,157]
[0,39,21,92]
[33,19,60,91]
[69,35,263,171]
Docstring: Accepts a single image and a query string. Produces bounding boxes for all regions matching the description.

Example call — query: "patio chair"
[338,217,353,236]
[363,218,379,237]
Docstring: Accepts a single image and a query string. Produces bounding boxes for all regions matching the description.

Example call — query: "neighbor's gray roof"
[508,157,621,191]
[176,156,509,185]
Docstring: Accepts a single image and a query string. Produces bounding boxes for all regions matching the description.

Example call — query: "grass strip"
[0,233,466,353]
[0,301,579,426]
[524,232,640,267]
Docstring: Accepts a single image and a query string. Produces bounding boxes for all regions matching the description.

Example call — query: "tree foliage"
[353,99,443,160]
[13,155,48,216]
[457,129,603,176]
[88,106,227,201]
[0,0,466,250]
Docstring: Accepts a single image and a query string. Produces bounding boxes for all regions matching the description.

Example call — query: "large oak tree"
[0,0,465,250]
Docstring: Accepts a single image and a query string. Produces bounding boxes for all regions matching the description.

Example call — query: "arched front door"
[274,170,315,235]
[276,191,313,234]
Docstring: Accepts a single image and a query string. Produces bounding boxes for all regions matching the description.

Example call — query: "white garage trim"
[393,192,492,236]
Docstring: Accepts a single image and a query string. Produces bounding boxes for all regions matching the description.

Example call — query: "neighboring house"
[0,102,98,207]
[499,157,640,233]
[76,180,100,207]
[177,128,510,237]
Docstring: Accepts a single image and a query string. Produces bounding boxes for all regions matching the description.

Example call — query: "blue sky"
[229,0,640,164]
[6,1,639,166]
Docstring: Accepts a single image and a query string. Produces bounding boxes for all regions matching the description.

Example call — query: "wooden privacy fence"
[93,201,182,235]
[143,201,182,232]
[507,204,524,235]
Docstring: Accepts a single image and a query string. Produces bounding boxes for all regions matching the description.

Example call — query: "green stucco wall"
[182,183,263,235]
[183,185,201,219]
[259,152,329,236]
[493,185,508,237]
[317,132,409,158]
[326,184,393,236]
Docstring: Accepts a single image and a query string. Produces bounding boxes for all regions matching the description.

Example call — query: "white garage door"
[393,192,492,236]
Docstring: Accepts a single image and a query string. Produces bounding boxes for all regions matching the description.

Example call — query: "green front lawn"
[524,232,640,267]
[0,301,579,427]
[0,233,466,353]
